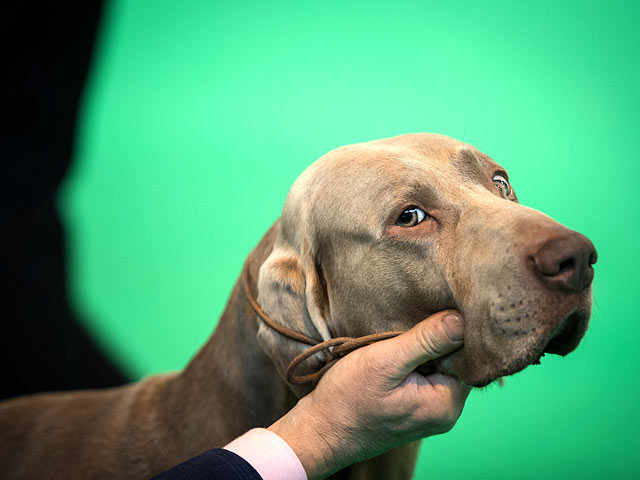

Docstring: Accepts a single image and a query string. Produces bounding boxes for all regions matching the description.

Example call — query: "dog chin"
[421,310,590,388]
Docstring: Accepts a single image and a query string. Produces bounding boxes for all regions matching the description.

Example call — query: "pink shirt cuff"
[224,428,308,480]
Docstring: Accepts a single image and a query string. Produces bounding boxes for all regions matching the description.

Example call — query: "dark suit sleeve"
[152,448,262,480]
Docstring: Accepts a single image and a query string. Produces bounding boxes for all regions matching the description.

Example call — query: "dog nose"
[531,233,597,292]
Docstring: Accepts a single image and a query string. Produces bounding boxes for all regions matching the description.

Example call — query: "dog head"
[256,133,596,390]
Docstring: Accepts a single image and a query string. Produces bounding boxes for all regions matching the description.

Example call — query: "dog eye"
[396,207,427,227]
[493,174,511,197]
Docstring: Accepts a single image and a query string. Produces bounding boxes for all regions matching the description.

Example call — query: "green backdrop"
[59,1,639,478]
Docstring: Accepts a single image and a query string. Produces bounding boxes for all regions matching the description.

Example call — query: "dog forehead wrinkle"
[321,160,448,232]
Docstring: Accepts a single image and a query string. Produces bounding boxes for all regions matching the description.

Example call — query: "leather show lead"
[243,268,404,386]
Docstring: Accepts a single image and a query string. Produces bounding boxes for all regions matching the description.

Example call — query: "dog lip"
[464,310,588,388]
[542,310,586,355]
[501,310,587,377]
[419,307,589,388]
[467,346,547,387]
[427,336,549,388]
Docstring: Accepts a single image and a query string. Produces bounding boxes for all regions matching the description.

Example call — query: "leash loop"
[243,268,404,386]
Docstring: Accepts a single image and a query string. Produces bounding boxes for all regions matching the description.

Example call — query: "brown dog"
[0,133,596,479]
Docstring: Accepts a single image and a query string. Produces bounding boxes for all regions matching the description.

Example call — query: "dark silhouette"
[1,2,128,400]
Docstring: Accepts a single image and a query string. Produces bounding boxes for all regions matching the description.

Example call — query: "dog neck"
[158,223,297,460]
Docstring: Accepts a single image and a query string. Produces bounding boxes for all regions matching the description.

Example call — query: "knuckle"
[424,411,458,434]
[413,392,463,434]
[436,405,463,431]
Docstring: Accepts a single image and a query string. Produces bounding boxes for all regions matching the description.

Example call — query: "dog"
[0,133,596,479]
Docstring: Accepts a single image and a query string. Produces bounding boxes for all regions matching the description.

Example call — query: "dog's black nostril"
[558,257,575,275]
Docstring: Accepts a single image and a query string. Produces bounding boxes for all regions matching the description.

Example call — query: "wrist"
[268,397,347,480]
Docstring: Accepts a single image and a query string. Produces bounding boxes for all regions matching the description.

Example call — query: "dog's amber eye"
[396,207,427,227]
[493,174,511,197]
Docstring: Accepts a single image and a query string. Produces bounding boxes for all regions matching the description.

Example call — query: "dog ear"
[255,243,331,393]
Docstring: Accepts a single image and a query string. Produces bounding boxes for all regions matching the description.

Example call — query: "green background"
[59,1,640,478]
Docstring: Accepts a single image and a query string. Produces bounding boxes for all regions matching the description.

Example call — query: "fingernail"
[442,314,464,342]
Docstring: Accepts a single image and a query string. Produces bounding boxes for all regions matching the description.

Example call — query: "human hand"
[268,310,470,480]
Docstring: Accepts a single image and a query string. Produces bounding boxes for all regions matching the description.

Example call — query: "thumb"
[370,310,465,384]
